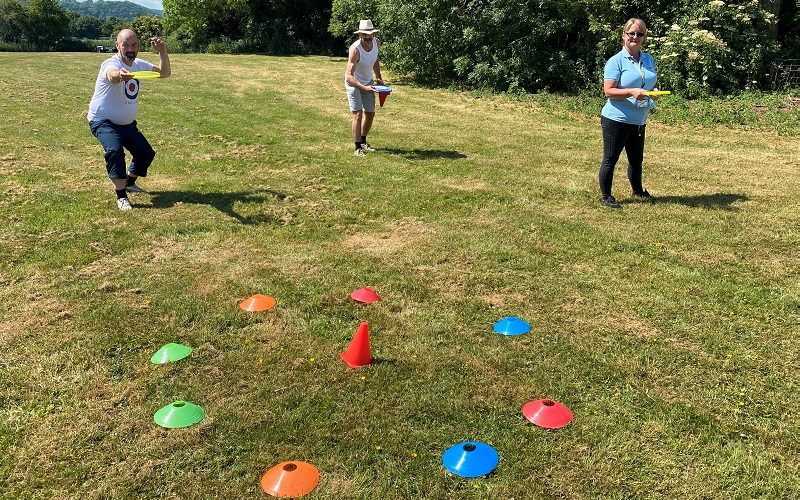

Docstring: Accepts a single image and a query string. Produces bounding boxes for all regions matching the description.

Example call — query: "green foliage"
[25,0,69,49]
[328,0,378,39]
[53,36,97,50]
[776,0,799,58]
[131,14,163,43]
[65,11,105,39]
[0,0,123,49]
[0,0,28,43]
[162,0,343,54]
[59,0,162,20]
[651,0,779,97]
[328,0,798,97]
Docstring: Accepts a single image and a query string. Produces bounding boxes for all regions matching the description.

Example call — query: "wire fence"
[773,59,800,89]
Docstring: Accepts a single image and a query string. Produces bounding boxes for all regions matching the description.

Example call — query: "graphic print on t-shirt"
[124,79,140,100]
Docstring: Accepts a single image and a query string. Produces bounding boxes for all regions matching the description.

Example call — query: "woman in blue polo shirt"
[598,18,659,209]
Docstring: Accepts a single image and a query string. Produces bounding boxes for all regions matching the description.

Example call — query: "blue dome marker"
[493,316,531,336]
[441,441,499,478]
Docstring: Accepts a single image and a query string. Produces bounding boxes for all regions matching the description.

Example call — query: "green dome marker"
[150,343,192,364]
[153,401,205,428]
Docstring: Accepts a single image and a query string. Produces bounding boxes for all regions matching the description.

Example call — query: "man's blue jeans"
[89,119,155,180]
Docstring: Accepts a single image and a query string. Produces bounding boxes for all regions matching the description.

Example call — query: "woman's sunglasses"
[626,31,646,38]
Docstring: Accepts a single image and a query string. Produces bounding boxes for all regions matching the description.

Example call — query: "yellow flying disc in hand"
[130,71,161,80]
[644,90,671,96]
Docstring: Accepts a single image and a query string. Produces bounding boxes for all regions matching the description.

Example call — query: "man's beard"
[123,51,136,60]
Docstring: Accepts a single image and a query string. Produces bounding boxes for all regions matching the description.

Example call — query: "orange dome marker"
[260,461,320,498]
[239,294,277,312]
[340,322,373,368]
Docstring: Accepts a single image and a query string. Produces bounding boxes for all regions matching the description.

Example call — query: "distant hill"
[60,0,162,20]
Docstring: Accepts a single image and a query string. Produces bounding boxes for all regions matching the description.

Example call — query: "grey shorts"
[346,81,375,113]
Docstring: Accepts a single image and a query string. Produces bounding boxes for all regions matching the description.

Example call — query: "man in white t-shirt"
[344,19,383,157]
[88,29,171,211]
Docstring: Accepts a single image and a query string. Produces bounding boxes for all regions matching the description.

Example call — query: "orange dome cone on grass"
[260,461,320,498]
[340,322,373,368]
[239,294,276,312]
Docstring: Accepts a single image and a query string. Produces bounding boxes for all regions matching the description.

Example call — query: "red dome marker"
[350,287,382,304]
[522,399,574,429]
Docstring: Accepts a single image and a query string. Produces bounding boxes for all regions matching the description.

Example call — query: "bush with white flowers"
[650,0,778,97]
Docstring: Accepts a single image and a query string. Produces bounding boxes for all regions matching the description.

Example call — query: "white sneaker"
[117,197,133,211]
[126,183,146,193]
[354,148,366,157]
[361,142,375,152]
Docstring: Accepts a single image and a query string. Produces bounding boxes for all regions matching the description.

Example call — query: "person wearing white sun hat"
[344,19,384,157]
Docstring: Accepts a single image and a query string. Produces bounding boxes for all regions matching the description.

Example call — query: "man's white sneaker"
[126,184,146,193]
[354,148,366,157]
[117,197,133,211]
[361,142,375,152]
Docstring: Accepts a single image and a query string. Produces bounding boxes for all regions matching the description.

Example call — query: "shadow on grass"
[379,147,467,160]
[144,189,287,224]
[635,193,747,211]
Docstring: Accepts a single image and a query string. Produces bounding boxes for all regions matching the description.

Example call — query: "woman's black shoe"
[632,189,651,198]
[601,195,622,209]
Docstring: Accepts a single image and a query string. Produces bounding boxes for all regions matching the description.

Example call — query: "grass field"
[1,52,798,498]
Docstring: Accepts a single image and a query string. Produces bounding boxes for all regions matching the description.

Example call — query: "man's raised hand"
[150,37,166,53]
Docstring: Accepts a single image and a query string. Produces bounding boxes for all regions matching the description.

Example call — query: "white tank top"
[348,39,378,86]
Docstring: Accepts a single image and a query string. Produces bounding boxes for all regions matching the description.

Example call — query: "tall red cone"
[340,322,373,368]
[378,92,388,107]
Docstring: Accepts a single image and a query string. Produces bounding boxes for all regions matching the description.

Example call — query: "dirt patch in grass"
[343,217,436,257]
[609,312,714,361]
[481,290,527,308]
[434,177,488,192]
[0,297,71,349]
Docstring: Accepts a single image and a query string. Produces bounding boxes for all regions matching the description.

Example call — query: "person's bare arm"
[150,37,171,78]
[106,66,133,83]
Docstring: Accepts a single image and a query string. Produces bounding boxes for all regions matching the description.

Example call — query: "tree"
[26,0,69,48]
[162,0,341,53]
[0,0,30,43]
[131,14,162,43]
[66,11,105,39]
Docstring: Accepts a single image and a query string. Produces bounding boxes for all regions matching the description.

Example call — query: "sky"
[131,0,162,10]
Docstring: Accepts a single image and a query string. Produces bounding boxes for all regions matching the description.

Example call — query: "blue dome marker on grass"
[441,441,499,478]
[493,316,531,336]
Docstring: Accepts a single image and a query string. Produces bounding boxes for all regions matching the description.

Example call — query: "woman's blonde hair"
[622,18,647,36]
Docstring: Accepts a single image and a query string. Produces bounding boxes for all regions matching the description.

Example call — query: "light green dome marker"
[150,343,192,364]
[154,401,205,428]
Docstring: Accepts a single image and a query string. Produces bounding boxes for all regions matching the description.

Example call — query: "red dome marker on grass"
[350,287,382,304]
[522,399,574,429]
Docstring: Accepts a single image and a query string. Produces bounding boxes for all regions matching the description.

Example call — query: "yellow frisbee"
[644,90,671,96]
[130,71,161,80]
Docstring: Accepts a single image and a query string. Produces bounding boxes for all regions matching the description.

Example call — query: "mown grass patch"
[0,52,798,498]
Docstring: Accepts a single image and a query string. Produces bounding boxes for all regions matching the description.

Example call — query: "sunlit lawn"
[0,52,798,498]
